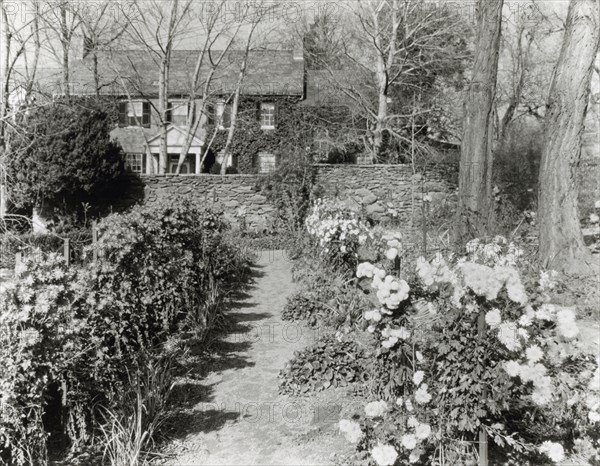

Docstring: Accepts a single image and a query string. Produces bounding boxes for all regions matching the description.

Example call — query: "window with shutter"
[118,102,127,126]
[127,101,143,126]
[142,102,151,127]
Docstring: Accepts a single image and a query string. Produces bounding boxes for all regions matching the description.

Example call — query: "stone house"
[28,48,311,175]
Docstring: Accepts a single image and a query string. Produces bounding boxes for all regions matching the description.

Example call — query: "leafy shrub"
[259,149,314,233]
[279,335,368,395]
[282,292,330,328]
[7,98,129,221]
[325,143,360,164]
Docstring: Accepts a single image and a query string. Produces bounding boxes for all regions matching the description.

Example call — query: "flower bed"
[290,199,600,465]
[0,198,250,465]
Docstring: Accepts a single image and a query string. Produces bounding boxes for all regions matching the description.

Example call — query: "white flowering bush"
[0,252,82,465]
[335,235,599,465]
[305,198,371,268]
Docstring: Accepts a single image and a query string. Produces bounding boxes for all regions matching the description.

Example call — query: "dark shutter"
[142,102,151,127]
[256,101,261,123]
[207,104,215,126]
[166,101,172,124]
[141,152,146,175]
[118,102,127,127]
[223,104,231,129]
[273,102,278,129]
[188,101,194,125]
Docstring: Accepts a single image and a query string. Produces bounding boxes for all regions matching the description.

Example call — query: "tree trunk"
[457,0,504,239]
[538,0,599,273]
[158,57,169,174]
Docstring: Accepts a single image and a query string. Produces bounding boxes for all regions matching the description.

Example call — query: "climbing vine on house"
[209,96,355,173]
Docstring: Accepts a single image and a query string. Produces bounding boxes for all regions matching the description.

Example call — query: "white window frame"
[216,101,231,130]
[258,151,276,174]
[126,153,143,174]
[260,102,275,129]
[169,101,189,126]
[127,101,143,118]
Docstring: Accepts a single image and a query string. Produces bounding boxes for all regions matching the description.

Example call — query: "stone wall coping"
[141,174,262,179]
[314,163,413,168]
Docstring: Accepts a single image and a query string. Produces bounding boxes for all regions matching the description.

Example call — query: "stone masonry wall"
[143,174,275,230]
[141,164,458,230]
[313,164,458,222]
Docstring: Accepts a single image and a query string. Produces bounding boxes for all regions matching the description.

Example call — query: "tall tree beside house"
[538,0,600,273]
[457,0,504,239]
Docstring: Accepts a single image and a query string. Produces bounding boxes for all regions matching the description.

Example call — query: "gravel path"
[163,250,348,466]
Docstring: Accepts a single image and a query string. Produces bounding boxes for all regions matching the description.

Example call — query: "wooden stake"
[92,221,98,263]
[63,238,70,267]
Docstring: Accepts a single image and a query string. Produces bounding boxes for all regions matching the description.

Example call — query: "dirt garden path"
[162,250,350,466]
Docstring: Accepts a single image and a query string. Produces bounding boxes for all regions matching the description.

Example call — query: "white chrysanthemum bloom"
[386,248,399,261]
[590,213,600,224]
[401,433,418,450]
[503,360,521,377]
[519,363,547,383]
[531,377,553,406]
[409,448,422,464]
[368,325,376,333]
[339,419,363,443]
[365,310,383,322]
[396,396,403,406]
[526,345,544,363]
[556,308,579,339]
[365,400,388,418]
[413,371,425,386]
[414,384,432,405]
[415,423,431,440]
[405,399,414,412]
[407,416,419,428]
[538,441,565,463]
[371,443,398,466]
[589,411,600,423]
[498,321,521,351]
[518,313,532,328]
[381,336,398,349]
[415,351,424,362]
[485,309,502,328]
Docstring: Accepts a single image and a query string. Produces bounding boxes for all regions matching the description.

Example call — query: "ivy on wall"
[208,96,356,173]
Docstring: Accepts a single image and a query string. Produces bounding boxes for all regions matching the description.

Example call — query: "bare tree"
[317,0,469,161]
[538,0,599,273]
[119,0,194,174]
[1,0,43,217]
[76,1,128,95]
[40,0,82,96]
[457,0,504,238]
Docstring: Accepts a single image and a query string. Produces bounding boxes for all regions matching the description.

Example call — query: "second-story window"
[260,103,275,129]
[119,101,150,128]
[216,101,231,130]
[166,101,191,126]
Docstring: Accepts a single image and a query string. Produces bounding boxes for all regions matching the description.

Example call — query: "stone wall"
[313,164,458,222]
[143,174,275,230]
[140,163,458,229]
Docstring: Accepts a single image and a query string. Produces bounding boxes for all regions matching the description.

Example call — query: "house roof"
[33,49,304,97]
